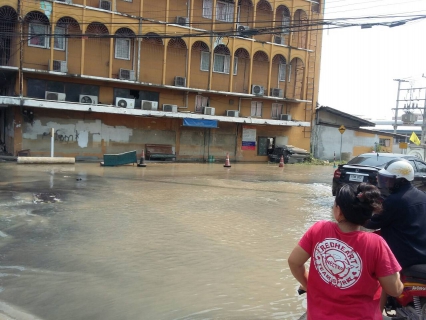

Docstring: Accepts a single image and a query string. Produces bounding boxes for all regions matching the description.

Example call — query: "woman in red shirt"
[288,183,403,319]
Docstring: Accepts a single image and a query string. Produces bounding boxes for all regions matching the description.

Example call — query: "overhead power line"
[7,14,425,40]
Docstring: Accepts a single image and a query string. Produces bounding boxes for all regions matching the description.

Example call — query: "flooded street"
[0,162,334,320]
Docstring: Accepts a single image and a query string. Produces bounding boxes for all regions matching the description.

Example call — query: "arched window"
[25,11,50,49]
[278,6,291,35]
[55,17,80,52]
[212,44,233,74]
[237,0,253,25]
[114,28,135,60]
[0,6,18,65]
[193,41,210,72]
[273,55,287,82]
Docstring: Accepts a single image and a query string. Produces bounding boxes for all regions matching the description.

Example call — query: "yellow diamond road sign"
[338,125,346,134]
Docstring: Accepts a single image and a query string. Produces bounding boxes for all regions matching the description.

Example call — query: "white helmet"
[378,159,414,195]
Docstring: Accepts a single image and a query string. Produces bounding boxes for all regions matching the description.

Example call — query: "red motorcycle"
[384,264,426,319]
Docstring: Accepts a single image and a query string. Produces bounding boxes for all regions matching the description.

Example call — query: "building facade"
[312,106,404,161]
[0,0,322,161]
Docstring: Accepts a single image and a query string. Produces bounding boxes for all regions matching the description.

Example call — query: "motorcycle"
[296,265,426,320]
[384,264,426,319]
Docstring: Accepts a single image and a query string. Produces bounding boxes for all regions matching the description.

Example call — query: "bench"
[17,149,30,157]
[100,150,138,166]
[145,144,176,161]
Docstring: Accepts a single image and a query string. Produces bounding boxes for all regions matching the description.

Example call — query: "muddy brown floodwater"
[0,162,334,320]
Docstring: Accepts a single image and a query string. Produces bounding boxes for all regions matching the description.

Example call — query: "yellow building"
[0,0,323,161]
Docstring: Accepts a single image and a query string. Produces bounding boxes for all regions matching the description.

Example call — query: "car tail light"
[333,168,341,179]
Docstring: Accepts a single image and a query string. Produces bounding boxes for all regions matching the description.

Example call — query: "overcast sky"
[318,0,426,120]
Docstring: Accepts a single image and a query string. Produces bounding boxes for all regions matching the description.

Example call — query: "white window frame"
[115,38,131,60]
[379,138,390,147]
[251,101,262,117]
[202,52,237,75]
[202,0,213,19]
[195,95,209,113]
[216,1,234,22]
[233,57,238,75]
[213,53,230,74]
[28,23,48,48]
[278,63,286,82]
[282,15,291,34]
[47,26,66,51]
[288,64,292,82]
[200,51,210,71]
[271,103,283,119]
[237,5,241,22]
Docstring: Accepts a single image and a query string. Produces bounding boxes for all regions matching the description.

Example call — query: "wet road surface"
[0,162,334,320]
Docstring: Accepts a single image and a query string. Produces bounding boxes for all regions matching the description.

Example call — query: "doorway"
[258,136,275,156]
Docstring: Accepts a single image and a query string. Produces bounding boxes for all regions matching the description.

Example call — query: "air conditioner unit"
[141,100,159,111]
[175,16,189,26]
[99,0,111,10]
[226,110,239,117]
[52,60,67,73]
[203,107,215,115]
[274,35,284,45]
[270,88,283,98]
[174,76,186,87]
[280,114,292,121]
[163,104,178,112]
[115,97,135,109]
[236,24,249,34]
[119,68,136,81]
[79,94,98,105]
[252,85,264,96]
[45,91,66,101]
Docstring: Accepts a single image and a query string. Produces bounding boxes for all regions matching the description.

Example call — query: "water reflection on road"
[0,162,334,320]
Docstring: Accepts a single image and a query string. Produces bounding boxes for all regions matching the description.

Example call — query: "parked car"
[268,145,310,164]
[332,153,426,196]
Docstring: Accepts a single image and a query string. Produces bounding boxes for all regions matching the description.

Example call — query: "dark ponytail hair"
[335,183,383,225]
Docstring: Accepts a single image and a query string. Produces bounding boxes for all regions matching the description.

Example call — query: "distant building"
[312,106,405,161]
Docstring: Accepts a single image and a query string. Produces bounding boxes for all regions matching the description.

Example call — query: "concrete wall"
[312,124,394,161]
[19,108,178,158]
[11,105,310,161]
[3,107,16,155]
[179,123,237,161]
[16,107,239,160]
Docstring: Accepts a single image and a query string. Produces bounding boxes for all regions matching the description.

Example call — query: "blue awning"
[183,118,218,128]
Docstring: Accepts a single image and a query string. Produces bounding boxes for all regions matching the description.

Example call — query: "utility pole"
[393,79,426,152]
[17,0,23,98]
[393,79,409,134]
[422,89,426,144]
[423,74,426,144]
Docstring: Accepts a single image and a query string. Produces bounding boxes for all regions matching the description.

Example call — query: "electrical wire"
[2,0,425,43]
[15,0,426,26]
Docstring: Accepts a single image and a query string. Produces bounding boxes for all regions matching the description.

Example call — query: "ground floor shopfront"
[0,98,310,162]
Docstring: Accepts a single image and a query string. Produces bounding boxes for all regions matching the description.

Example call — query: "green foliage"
[302,154,345,166]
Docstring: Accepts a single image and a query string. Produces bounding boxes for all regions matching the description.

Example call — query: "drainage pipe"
[17,157,75,164]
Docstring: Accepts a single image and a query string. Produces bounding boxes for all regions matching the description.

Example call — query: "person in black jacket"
[365,159,426,268]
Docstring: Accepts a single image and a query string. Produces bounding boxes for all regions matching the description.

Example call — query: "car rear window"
[347,155,399,167]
